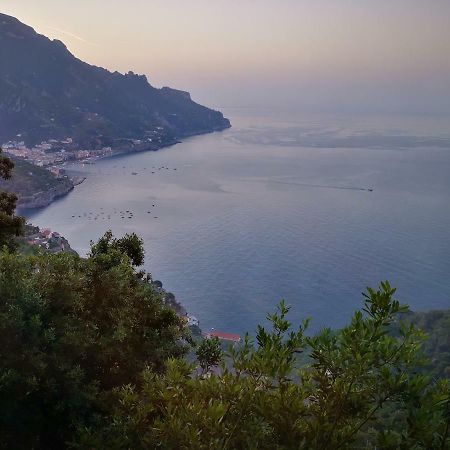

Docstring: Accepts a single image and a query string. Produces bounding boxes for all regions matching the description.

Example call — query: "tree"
[0,148,24,250]
[75,283,450,449]
[196,336,223,375]
[89,229,145,266]
[0,232,188,449]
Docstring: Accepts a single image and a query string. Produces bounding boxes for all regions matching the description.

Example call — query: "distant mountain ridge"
[0,13,230,148]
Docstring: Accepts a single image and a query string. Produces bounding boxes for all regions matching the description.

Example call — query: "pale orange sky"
[2,0,450,113]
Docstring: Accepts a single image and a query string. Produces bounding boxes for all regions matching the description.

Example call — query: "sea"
[25,109,450,335]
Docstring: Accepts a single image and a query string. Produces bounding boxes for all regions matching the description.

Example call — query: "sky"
[2,0,450,114]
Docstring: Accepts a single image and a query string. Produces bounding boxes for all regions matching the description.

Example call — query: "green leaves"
[196,337,223,375]
[83,283,449,449]
[0,147,14,180]
[362,281,408,324]
[89,230,145,267]
[250,300,308,382]
[0,233,187,448]
[0,148,25,250]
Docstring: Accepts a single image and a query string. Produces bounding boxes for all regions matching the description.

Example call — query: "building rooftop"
[205,331,241,343]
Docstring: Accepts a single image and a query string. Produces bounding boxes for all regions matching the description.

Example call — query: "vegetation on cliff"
[401,309,450,379]
[0,147,24,249]
[0,153,73,208]
[0,234,189,449]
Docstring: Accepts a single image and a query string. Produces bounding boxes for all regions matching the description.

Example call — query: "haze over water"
[25,109,450,334]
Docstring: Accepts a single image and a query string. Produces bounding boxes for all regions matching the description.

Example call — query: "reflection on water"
[25,109,450,334]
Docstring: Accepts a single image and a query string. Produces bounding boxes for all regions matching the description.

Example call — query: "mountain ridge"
[0,13,230,148]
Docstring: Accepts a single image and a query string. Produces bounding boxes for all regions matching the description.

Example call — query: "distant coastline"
[14,125,230,211]
[76,124,231,164]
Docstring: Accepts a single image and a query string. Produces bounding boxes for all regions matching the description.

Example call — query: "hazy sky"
[2,0,450,113]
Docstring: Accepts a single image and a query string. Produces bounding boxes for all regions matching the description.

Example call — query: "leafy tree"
[0,148,14,179]
[75,283,450,449]
[89,229,145,266]
[196,336,223,375]
[0,232,188,449]
[0,148,24,250]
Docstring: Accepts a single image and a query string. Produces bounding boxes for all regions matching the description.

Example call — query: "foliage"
[0,233,188,449]
[75,282,450,449]
[404,309,450,379]
[89,229,145,266]
[0,147,24,250]
[0,155,73,203]
[0,148,14,179]
[196,336,223,375]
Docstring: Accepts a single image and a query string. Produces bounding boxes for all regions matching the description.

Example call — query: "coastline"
[17,180,75,210]
[84,124,230,164]
[16,175,85,210]
[16,125,230,211]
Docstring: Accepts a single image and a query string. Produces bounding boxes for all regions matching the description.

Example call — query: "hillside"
[0,156,73,208]
[408,309,450,378]
[0,13,230,148]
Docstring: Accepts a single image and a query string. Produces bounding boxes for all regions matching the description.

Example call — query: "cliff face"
[17,181,74,209]
[0,13,230,147]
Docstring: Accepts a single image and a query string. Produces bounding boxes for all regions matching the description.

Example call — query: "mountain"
[0,13,230,148]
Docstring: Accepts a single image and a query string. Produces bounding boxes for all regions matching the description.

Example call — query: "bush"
[0,233,188,449]
[74,283,450,449]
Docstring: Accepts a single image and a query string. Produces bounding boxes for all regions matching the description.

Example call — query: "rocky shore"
[17,177,76,209]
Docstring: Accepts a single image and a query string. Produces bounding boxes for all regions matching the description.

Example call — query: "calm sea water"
[25,109,450,334]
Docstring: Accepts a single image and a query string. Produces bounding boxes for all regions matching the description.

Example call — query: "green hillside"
[0,156,73,207]
[408,309,450,378]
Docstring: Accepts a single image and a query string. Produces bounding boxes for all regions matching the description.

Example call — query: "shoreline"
[79,124,230,164]
[16,125,230,211]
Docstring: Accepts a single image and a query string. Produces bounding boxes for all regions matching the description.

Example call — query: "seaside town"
[26,227,72,252]
[2,137,112,167]
[18,224,77,254]
[2,126,171,173]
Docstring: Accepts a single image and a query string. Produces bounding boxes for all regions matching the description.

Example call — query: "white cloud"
[44,25,98,46]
